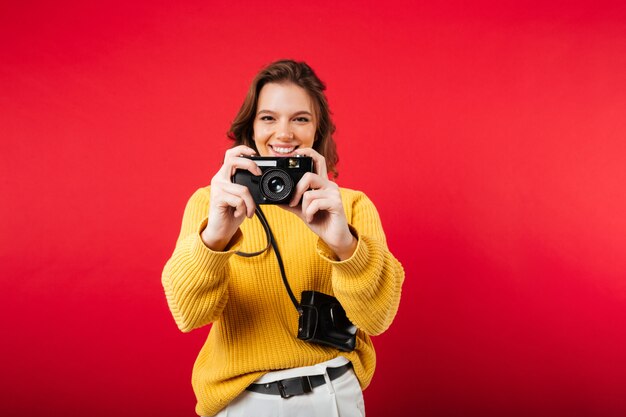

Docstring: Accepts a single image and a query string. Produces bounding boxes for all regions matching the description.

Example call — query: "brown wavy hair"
[227,59,339,177]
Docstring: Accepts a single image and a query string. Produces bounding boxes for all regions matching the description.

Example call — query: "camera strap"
[235,206,357,352]
[235,207,301,312]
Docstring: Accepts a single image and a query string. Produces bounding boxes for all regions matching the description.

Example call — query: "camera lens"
[268,177,285,194]
[260,169,293,202]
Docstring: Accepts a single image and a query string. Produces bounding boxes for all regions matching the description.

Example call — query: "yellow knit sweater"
[162,186,404,416]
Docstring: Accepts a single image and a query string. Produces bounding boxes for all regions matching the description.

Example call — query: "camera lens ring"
[260,169,294,202]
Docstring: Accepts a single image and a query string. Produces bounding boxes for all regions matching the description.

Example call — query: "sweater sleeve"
[316,191,404,336]
[161,187,243,333]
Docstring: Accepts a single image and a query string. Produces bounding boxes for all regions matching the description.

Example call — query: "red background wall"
[2,1,626,416]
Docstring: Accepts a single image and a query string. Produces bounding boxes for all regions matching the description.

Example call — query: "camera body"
[232,156,314,204]
[298,291,357,352]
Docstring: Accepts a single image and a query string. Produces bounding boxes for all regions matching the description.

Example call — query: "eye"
[294,117,310,123]
[260,115,274,121]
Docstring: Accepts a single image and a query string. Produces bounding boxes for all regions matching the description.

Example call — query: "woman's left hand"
[280,148,357,260]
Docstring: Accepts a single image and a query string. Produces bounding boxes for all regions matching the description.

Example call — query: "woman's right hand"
[201,145,262,251]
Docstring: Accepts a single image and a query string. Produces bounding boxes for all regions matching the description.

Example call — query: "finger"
[219,181,257,217]
[289,172,334,207]
[294,148,328,179]
[220,193,246,218]
[219,145,262,177]
[301,189,337,218]
[225,145,257,159]
[300,189,330,211]
[223,155,263,177]
[303,198,335,223]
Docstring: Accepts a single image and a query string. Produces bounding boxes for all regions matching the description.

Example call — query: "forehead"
[257,82,314,112]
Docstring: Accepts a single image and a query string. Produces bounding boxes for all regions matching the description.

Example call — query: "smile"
[270,145,298,155]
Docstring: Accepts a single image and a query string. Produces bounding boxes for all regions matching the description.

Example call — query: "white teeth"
[272,146,295,154]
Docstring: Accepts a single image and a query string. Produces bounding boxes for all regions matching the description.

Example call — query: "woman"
[162,59,404,417]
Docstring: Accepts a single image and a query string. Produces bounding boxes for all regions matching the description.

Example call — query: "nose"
[276,132,294,141]
[276,122,294,141]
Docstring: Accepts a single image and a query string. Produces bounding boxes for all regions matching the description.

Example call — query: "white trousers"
[212,367,365,417]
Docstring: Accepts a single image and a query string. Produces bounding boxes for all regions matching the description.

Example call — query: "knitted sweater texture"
[162,186,404,416]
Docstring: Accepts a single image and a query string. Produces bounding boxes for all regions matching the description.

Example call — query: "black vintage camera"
[232,156,314,204]
[298,291,357,352]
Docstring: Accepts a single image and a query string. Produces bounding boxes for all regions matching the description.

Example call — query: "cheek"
[252,125,268,142]
[306,127,317,145]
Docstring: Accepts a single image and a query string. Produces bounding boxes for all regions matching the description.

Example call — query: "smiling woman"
[161,59,405,417]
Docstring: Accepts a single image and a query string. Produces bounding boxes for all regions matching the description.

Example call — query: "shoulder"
[185,185,212,208]
[194,185,212,198]
[338,187,381,221]
[339,187,386,238]
[339,187,373,206]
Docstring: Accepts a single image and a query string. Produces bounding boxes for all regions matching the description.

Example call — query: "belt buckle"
[277,376,313,399]
[277,380,292,399]
[301,376,313,394]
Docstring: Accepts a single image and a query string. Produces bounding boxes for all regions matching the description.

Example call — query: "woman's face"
[253,82,316,157]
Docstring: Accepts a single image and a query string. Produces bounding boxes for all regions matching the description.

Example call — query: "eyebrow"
[257,109,314,116]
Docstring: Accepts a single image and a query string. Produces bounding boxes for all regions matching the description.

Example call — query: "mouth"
[269,144,299,156]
